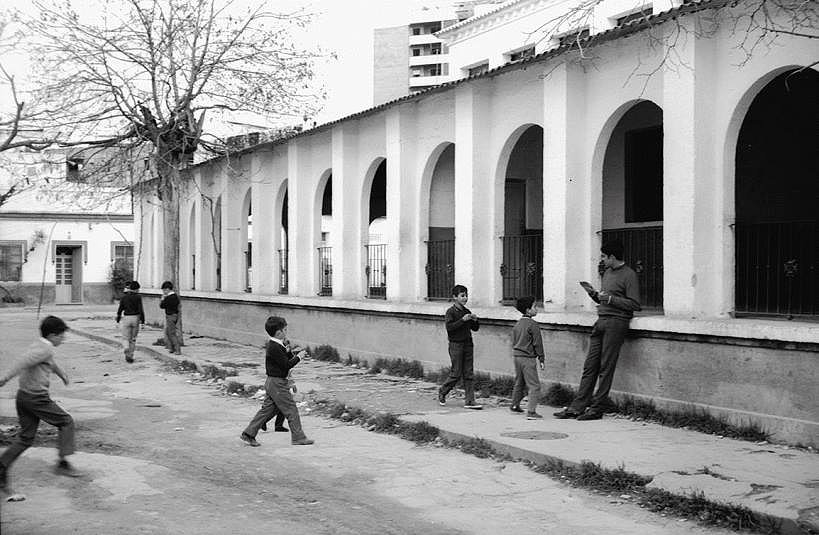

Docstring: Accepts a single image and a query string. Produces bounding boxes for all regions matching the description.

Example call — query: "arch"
[360,157,387,245]
[314,168,333,296]
[595,99,664,310]
[187,201,197,290]
[495,123,544,303]
[361,157,387,298]
[418,142,456,299]
[731,66,819,317]
[274,179,289,294]
[240,187,252,291]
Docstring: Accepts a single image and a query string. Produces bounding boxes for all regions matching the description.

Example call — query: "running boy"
[0,315,82,494]
[510,296,546,420]
[438,284,482,409]
[241,316,314,446]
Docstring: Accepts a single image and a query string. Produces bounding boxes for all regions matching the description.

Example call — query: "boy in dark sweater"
[0,316,82,495]
[438,284,482,410]
[554,240,641,421]
[159,281,181,355]
[116,280,145,363]
[240,316,314,446]
[510,296,545,419]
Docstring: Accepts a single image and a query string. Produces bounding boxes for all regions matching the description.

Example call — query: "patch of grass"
[452,437,494,458]
[224,381,247,395]
[396,420,439,444]
[312,344,341,363]
[368,357,425,378]
[541,383,576,407]
[200,364,237,380]
[175,360,198,372]
[613,396,770,442]
[473,371,515,397]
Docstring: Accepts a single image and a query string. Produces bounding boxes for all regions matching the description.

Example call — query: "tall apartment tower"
[373,2,502,105]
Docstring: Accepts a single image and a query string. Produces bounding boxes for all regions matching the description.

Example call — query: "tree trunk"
[157,152,181,288]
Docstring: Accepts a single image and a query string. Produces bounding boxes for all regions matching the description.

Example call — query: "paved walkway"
[61,312,819,535]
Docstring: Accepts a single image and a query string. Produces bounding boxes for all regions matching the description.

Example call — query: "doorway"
[55,245,83,304]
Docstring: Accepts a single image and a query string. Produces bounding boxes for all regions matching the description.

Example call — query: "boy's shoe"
[464,403,483,410]
[260,422,268,432]
[54,460,83,478]
[437,391,446,406]
[240,433,261,447]
[125,356,134,363]
[526,412,543,420]
[576,409,603,421]
[292,438,315,446]
[274,426,289,432]
[553,408,580,419]
[510,405,524,413]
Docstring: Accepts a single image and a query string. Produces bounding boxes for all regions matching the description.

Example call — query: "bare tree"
[18,0,323,285]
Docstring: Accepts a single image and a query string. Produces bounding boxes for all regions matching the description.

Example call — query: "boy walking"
[510,296,546,420]
[438,284,482,410]
[241,316,314,447]
[159,281,182,355]
[0,315,82,494]
[116,280,145,363]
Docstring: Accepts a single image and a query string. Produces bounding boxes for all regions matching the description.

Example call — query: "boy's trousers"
[0,390,75,468]
[439,341,475,404]
[511,356,541,413]
[569,316,630,414]
[244,377,307,442]
[121,315,140,359]
[164,313,181,354]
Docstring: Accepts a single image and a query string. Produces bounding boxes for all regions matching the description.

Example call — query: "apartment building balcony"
[410,54,450,67]
[409,33,443,46]
[409,75,449,88]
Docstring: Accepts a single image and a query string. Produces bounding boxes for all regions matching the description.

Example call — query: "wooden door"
[55,252,73,304]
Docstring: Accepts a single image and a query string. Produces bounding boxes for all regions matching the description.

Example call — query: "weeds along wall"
[139,293,818,447]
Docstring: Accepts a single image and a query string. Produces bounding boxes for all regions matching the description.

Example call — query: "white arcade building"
[135,0,819,446]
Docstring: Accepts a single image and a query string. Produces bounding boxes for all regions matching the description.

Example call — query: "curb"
[70,327,809,535]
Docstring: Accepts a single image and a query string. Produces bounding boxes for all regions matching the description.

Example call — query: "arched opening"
[734,68,819,318]
[316,170,333,296]
[425,143,455,299]
[600,100,663,311]
[500,125,543,303]
[188,203,196,290]
[366,159,387,299]
[213,196,222,291]
[277,185,289,294]
[240,189,252,292]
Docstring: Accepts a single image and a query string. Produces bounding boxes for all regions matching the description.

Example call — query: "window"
[0,242,25,281]
[429,64,442,76]
[431,44,441,55]
[558,28,590,47]
[111,242,134,279]
[625,126,663,222]
[616,8,651,26]
[509,46,535,62]
[412,27,421,35]
[412,48,421,56]
[66,157,85,182]
[467,62,489,77]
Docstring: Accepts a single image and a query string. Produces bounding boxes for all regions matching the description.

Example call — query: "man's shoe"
[553,408,580,419]
[464,403,483,410]
[240,433,261,447]
[576,410,603,421]
[437,391,446,406]
[54,460,83,478]
[274,426,289,432]
[526,412,543,420]
[125,357,134,363]
[292,438,315,446]
[510,405,524,413]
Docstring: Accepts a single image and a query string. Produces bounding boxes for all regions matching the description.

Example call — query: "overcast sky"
[2,1,454,128]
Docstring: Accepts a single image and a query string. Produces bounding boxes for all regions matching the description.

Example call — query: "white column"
[662,20,718,317]
[331,123,363,299]
[385,104,419,301]
[454,82,494,306]
[252,151,276,294]
[287,140,313,296]
[220,160,247,293]
[543,62,586,310]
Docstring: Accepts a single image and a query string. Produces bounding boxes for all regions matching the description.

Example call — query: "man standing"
[554,240,640,421]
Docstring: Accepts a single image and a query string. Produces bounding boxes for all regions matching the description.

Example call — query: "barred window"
[112,242,134,273]
[0,242,24,281]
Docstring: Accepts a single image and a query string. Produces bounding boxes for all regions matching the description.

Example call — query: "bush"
[313,344,341,363]
[108,260,133,298]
